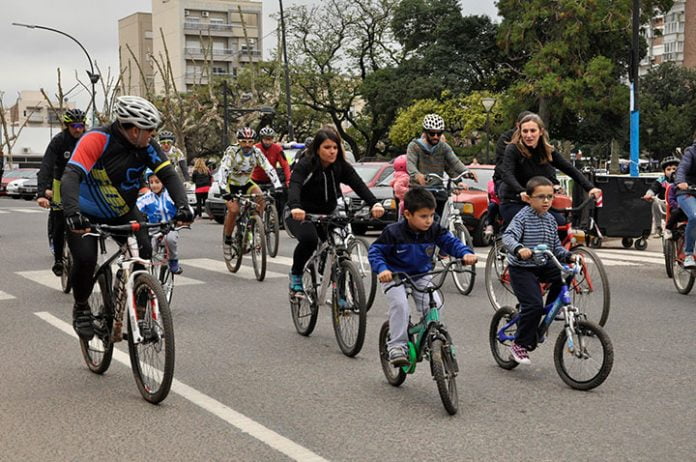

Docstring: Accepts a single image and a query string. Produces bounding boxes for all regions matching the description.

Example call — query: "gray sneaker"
[388,348,409,367]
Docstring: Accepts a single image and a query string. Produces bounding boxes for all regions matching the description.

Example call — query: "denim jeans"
[676,194,696,253]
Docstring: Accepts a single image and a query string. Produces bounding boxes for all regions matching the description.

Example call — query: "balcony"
[238,50,262,62]
[184,21,235,36]
[185,47,238,61]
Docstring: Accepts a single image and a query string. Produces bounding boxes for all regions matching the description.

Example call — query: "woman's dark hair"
[404,187,436,213]
[525,176,554,195]
[510,113,554,164]
[307,126,345,164]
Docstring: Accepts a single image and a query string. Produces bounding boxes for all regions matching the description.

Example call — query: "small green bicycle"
[378,260,467,415]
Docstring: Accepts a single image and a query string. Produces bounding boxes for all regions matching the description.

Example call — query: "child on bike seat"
[368,187,477,367]
[502,176,575,365]
[136,170,186,274]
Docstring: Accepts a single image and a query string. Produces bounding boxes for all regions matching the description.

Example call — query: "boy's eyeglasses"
[531,194,554,201]
[69,123,85,129]
[427,131,443,137]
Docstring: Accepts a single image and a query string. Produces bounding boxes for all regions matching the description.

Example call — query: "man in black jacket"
[36,108,87,276]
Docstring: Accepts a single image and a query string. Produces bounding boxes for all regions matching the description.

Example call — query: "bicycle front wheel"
[554,320,613,390]
[332,260,366,357]
[80,271,114,374]
[265,202,280,258]
[347,236,376,312]
[290,264,319,336]
[127,273,175,404]
[489,306,519,370]
[484,242,516,311]
[223,225,243,273]
[430,338,458,415]
[250,216,267,281]
[61,243,72,294]
[570,246,610,326]
[451,224,475,295]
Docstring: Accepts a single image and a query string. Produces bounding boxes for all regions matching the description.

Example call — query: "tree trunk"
[609,138,620,174]
[538,95,551,129]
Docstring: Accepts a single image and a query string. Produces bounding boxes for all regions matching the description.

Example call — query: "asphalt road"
[0,197,693,461]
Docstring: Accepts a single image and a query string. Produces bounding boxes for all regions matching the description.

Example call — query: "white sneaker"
[664,229,672,240]
[484,225,494,237]
[684,255,696,269]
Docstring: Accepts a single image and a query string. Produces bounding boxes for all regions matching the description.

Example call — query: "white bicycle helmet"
[422,113,445,131]
[259,126,276,138]
[114,95,162,130]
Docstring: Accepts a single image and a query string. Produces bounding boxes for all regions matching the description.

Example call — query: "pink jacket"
[391,171,410,202]
[487,180,500,205]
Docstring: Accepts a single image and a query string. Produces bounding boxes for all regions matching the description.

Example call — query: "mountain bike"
[289,213,367,357]
[484,196,610,326]
[378,260,470,415]
[222,192,267,281]
[490,245,613,390]
[80,221,175,404]
[149,223,190,304]
[425,172,477,295]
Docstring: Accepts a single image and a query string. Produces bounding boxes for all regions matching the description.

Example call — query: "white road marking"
[0,210,9,214]
[593,251,664,265]
[594,258,639,267]
[182,258,285,279]
[592,247,663,258]
[17,270,204,292]
[34,312,328,462]
[12,208,44,214]
[0,290,16,300]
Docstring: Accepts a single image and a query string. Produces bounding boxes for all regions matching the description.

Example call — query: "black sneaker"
[52,261,64,277]
[72,303,94,340]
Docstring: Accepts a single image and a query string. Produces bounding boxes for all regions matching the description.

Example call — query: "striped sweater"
[502,206,570,267]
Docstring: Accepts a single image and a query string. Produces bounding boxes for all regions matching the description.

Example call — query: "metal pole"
[278,0,295,140]
[485,111,491,164]
[629,0,640,177]
[12,23,100,126]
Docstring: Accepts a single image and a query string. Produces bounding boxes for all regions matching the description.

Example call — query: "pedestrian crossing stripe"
[593,250,664,266]
[0,290,16,300]
[181,258,286,279]
[6,208,45,214]
[16,270,204,292]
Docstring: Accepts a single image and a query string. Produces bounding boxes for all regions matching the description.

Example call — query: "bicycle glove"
[66,213,91,231]
[174,206,193,223]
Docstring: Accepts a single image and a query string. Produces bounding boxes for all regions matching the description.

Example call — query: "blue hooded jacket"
[368,220,474,275]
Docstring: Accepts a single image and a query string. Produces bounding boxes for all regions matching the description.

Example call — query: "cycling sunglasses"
[69,123,85,129]
[427,131,443,137]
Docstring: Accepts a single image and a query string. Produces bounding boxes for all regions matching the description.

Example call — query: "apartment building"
[7,90,75,129]
[118,12,155,97]
[640,0,696,74]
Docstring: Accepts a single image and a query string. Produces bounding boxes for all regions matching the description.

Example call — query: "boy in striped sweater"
[502,176,574,365]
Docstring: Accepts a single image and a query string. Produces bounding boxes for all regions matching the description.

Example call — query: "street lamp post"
[12,22,100,127]
[481,97,496,164]
[278,0,295,141]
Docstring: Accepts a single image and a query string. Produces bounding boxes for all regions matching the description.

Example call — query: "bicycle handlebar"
[304,212,354,226]
[425,171,473,185]
[531,245,581,276]
[82,221,184,238]
[549,195,597,214]
[385,260,471,294]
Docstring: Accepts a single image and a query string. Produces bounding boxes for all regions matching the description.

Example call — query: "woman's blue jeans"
[676,194,696,253]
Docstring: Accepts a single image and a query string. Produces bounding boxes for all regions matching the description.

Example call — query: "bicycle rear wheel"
[378,321,407,386]
[663,236,674,279]
[290,264,319,336]
[61,243,72,294]
[159,266,174,305]
[569,246,610,326]
[265,203,280,258]
[554,319,613,390]
[489,306,519,370]
[347,236,376,312]
[451,224,475,295]
[332,260,366,357]
[80,271,114,374]
[250,216,267,281]
[127,273,175,404]
[484,242,516,311]
[430,338,458,415]
[671,233,695,294]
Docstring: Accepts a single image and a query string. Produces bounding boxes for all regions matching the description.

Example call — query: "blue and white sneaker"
[684,255,696,269]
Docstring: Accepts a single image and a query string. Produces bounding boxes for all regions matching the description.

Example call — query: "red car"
[451,165,494,246]
[341,161,394,194]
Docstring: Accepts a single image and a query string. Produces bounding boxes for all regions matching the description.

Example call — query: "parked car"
[1,169,37,196]
[17,176,38,200]
[341,161,393,194]
[345,172,398,235]
[450,165,494,246]
[5,169,39,200]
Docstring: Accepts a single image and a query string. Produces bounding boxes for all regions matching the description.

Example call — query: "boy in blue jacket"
[369,187,477,367]
[137,171,184,274]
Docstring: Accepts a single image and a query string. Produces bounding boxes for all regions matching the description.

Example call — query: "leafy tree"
[496,0,673,145]
[640,63,696,158]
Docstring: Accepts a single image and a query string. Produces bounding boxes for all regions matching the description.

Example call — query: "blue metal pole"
[629,0,640,177]
[630,84,640,177]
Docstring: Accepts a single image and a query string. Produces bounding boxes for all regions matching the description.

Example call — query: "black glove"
[174,206,193,223]
[66,213,91,231]
[274,185,285,195]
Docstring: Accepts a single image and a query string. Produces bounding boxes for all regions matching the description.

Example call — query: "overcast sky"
[1,0,498,111]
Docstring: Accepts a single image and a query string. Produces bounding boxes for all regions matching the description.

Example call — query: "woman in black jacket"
[286,127,384,293]
[498,113,601,225]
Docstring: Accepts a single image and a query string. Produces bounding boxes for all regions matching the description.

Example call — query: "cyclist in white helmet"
[406,113,476,220]
[61,95,193,340]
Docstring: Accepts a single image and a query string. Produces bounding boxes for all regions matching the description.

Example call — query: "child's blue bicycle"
[489,245,613,390]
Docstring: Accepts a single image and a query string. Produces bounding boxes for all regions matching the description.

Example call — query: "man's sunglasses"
[427,131,443,137]
[69,123,85,129]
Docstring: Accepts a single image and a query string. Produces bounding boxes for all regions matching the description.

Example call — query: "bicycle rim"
[127,274,175,404]
[265,203,279,258]
[570,246,610,326]
[79,271,114,374]
[348,237,376,311]
[489,306,519,370]
[159,265,174,305]
[672,235,695,294]
[484,244,516,311]
[431,339,458,415]
[251,217,267,281]
[664,237,674,279]
[332,260,366,357]
[554,320,613,390]
[290,265,319,336]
